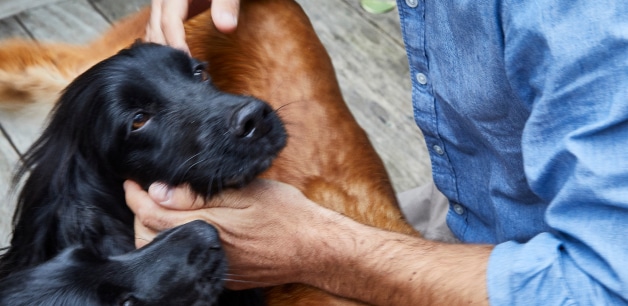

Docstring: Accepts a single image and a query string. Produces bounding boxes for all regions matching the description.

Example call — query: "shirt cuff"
[487,233,622,305]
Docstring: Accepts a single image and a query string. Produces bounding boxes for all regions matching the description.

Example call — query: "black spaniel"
[0,42,286,305]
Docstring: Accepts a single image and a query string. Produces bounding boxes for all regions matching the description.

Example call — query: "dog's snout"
[230,100,272,140]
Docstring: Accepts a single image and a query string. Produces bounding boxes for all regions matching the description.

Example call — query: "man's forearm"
[302,212,492,305]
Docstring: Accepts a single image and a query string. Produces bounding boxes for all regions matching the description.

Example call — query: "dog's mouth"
[200,103,286,195]
[182,123,286,198]
[222,157,274,187]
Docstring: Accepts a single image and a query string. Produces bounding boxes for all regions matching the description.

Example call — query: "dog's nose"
[230,100,272,140]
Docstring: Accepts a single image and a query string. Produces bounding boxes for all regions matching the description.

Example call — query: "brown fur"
[0,0,417,304]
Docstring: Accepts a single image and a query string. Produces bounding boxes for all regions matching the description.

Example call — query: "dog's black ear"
[1,54,136,277]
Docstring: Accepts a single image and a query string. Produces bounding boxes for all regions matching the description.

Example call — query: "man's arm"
[303,212,492,305]
[125,179,490,305]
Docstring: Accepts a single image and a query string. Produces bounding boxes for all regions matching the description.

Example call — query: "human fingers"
[144,0,191,52]
[124,181,163,248]
[124,180,201,232]
[201,179,298,211]
[210,0,240,33]
[147,179,280,211]
[145,0,167,45]
[133,216,160,248]
[160,0,191,53]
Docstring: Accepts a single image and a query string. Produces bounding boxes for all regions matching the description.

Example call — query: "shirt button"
[433,145,444,155]
[453,204,465,215]
[416,72,428,85]
[405,0,418,8]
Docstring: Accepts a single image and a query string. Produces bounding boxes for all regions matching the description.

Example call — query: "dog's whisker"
[175,152,208,187]
[180,152,203,170]
[221,276,273,286]
[203,165,220,200]
[274,99,305,112]
[215,165,225,194]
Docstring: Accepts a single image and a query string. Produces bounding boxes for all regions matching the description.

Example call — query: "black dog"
[0,221,228,305]
[0,43,286,305]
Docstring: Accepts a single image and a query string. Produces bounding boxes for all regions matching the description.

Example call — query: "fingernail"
[218,12,238,29]
[149,183,173,205]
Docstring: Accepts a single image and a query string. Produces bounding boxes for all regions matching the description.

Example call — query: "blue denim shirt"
[396,0,628,304]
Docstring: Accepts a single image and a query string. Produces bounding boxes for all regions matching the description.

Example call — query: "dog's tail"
[0,7,150,110]
[0,41,86,110]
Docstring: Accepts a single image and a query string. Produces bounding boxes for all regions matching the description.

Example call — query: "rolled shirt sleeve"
[488,1,628,304]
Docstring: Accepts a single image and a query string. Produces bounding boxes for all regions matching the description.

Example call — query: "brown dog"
[0,0,418,304]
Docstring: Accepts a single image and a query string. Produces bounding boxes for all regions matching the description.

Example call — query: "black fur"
[0,43,286,305]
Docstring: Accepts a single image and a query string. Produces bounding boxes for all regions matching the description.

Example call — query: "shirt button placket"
[432,144,444,155]
[416,72,428,85]
[453,204,465,215]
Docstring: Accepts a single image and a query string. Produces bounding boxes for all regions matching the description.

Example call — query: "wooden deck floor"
[0,0,431,247]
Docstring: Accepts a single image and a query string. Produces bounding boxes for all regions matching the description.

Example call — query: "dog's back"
[0,0,417,304]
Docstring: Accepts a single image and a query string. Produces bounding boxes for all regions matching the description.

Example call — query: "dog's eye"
[193,64,209,82]
[131,112,150,131]
[119,295,138,306]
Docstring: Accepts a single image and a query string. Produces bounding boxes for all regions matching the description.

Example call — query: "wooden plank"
[0,16,32,40]
[340,0,405,47]
[0,100,56,250]
[15,0,110,44]
[296,0,430,192]
[89,0,149,23]
[0,102,55,244]
[0,0,63,20]
[0,132,20,247]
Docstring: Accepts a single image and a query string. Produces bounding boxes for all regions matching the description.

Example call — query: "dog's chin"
[180,155,276,199]
[222,158,273,188]
[223,157,274,187]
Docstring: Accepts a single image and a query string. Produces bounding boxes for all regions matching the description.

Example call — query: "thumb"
[125,180,219,232]
[148,182,207,210]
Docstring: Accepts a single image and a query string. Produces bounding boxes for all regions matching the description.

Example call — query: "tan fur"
[0,1,417,304]
[0,8,148,108]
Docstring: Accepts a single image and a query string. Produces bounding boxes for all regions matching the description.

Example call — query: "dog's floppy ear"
[1,55,135,276]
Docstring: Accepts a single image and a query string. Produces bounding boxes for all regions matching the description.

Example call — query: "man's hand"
[145,0,240,53]
[124,179,338,289]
